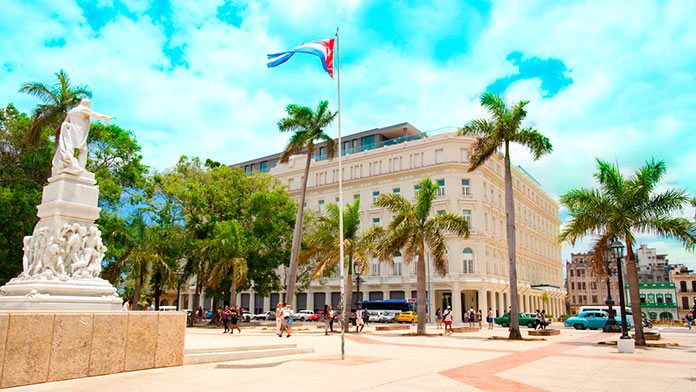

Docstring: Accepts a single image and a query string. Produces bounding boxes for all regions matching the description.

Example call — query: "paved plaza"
[8,323,696,392]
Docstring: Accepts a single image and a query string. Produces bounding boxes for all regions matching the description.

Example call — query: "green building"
[625,282,678,320]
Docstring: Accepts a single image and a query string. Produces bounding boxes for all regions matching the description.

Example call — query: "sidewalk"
[8,323,696,392]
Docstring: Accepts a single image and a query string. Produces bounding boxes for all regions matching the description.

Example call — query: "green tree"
[301,198,382,331]
[375,178,469,335]
[278,100,337,307]
[206,220,249,307]
[458,92,552,340]
[560,159,695,345]
[19,70,91,143]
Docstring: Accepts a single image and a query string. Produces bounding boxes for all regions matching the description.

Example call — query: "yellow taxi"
[394,311,418,323]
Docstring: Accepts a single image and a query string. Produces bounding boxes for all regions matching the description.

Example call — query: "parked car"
[254,311,275,321]
[379,310,401,323]
[564,310,630,330]
[368,310,383,323]
[241,311,254,322]
[394,311,418,323]
[523,313,551,326]
[294,310,315,321]
[494,312,539,328]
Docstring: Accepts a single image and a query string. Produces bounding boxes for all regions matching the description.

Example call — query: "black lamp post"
[603,246,620,333]
[176,268,185,311]
[354,263,364,305]
[610,238,630,339]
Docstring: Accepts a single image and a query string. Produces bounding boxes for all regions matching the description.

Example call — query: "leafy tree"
[560,159,695,345]
[300,198,382,331]
[19,70,91,143]
[375,178,469,335]
[278,100,337,306]
[458,92,552,340]
[206,220,249,307]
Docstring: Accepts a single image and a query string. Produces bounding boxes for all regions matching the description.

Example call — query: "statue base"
[0,278,122,311]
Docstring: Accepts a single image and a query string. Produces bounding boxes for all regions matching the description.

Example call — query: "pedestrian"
[686,312,694,330]
[329,305,335,332]
[540,310,547,330]
[221,306,230,333]
[487,308,494,329]
[198,306,203,322]
[443,306,453,334]
[477,309,483,329]
[363,307,370,327]
[435,308,442,329]
[535,309,543,330]
[468,307,475,328]
[283,304,294,338]
[275,302,283,337]
[323,304,332,335]
[229,306,241,334]
[355,306,365,333]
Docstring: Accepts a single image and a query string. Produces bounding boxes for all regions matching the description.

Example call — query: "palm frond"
[512,128,552,160]
[375,193,410,214]
[480,92,508,121]
[414,178,437,222]
[458,118,496,138]
[467,135,500,171]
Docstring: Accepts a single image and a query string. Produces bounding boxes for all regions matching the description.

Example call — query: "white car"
[294,310,314,321]
[379,310,401,323]
[368,311,383,323]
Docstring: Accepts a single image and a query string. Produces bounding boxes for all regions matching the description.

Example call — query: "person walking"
[275,302,283,337]
[323,305,332,335]
[328,305,335,332]
[229,306,242,334]
[540,310,547,330]
[355,306,365,334]
[363,307,370,328]
[197,306,204,322]
[487,308,494,329]
[534,309,544,330]
[221,306,230,333]
[283,304,294,338]
[468,307,475,328]
[443,306,453,335]
[435,308,442,329]
[686,312,693,330]
[477,309,483,329]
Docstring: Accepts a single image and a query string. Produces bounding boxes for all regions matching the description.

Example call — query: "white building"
[182,124,566,323]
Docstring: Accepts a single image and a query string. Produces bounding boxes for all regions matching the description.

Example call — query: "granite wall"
[0,311,185,388]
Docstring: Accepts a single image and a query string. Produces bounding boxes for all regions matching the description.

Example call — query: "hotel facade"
[181,123,566,323]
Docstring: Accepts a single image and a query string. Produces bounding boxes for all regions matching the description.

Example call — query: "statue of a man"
[52,98,112,175]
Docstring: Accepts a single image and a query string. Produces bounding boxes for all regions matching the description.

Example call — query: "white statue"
[21,236,32,278]
[52,98,112,175]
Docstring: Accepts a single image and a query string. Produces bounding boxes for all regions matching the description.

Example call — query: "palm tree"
[375,178,469,335]
[300,198,382,331]
[206,220,249,306]
[560,158,695,345]
[457,92,552,340]
[20,70,92,143]
[278,100,337,307]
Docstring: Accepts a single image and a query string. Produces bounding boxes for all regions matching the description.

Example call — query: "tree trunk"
[504,141,522,340]
[230,279,237,307]
[154,286,161,311]
[344,254,354,332]
[285,151,313,307]
[416,245,427,335]
[625,240,645,346]
[132,275,142,311]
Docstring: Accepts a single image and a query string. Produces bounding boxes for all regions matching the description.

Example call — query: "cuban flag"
[267,38,335,78]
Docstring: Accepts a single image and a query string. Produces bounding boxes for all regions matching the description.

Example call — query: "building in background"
[222,123,566,323]
[565,252,626,314]
[671,270,696,320]
[625,282,678,321]
[636,244,670,283]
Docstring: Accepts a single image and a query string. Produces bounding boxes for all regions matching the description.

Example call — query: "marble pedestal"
[0,172,122,311]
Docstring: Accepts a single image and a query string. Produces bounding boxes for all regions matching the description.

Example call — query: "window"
[260,161,268,172]
[318,199,325,212]
[683,297,690,310]
[657,294,664,304]
[372,191,380,203]
[592,295,597,303]
[640,294,646,303]
[370,259,381,276]
[590,282,597,290]
[392,187,400,194]
[692,281,696,292]
[462,210,471,226]
[570,269,574,277]
[353,194,360,200]
[335,196,339,203]
[414,184,421,196]
[437,210,445,216]
[665,294,672,304]
[436,179,445,197]
[372,217,381,226]
[571,282,575,290]
[462,248,474,273]
[581,282,586,290]
[288,178,295,190]
[435,148,444,164]
[461,179,471,195]
[361,135,376,151]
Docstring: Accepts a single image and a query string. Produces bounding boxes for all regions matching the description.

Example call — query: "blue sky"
[1,0,695,269]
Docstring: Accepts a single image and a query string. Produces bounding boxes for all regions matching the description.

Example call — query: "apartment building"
[180,123,566,323]
[566,252,627,313]
[635,244,670,283]
[671,270,696,320]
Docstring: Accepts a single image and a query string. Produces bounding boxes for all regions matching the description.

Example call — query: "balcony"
[317,134,425,161]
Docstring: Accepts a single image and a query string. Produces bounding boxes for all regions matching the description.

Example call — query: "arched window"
[462,248,474,274]
[659,311,673,321]
[392,251,403,276]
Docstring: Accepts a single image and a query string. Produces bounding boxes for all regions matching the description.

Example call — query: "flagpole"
[336,26,346,361]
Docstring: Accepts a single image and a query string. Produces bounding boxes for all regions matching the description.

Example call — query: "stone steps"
[183,344,314,365]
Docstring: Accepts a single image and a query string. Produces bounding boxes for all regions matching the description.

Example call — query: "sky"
[1,0,695,270]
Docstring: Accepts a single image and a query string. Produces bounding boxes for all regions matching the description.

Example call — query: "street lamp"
[176,268,185,311]
[602,245,620,333]
[354,263,365,305]
[609,238,631,341]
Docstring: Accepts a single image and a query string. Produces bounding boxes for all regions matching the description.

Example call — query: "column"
[263,296,271,313]
[478,289,488,314]
[307,290,315,312]
[452,284,462,324]
[520,295,526,312]
[505,292,510,312]
[496,292,503,316]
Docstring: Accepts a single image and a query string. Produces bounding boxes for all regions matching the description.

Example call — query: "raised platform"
[0,311,185,388]
[528,329,560,336]
[451,327,479,333]
[184,344,313,365]
[375,325,410,331]
[0,278,121,311]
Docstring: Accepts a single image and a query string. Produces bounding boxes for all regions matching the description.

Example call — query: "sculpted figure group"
[20,224,106,281]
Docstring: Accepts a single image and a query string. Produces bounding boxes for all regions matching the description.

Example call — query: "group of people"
[221,305,243,334]
[275,302,294,338]
[323,305,336,335]
[435,307,496,332]
[534,309,548,330]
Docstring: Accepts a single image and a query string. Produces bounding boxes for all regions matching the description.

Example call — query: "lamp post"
[354,264,364,305]
[602,247,620,333]
[610,238,631,341]
[176,268,185,311]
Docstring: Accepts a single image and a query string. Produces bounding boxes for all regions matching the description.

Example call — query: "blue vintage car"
[564,310,630,330]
